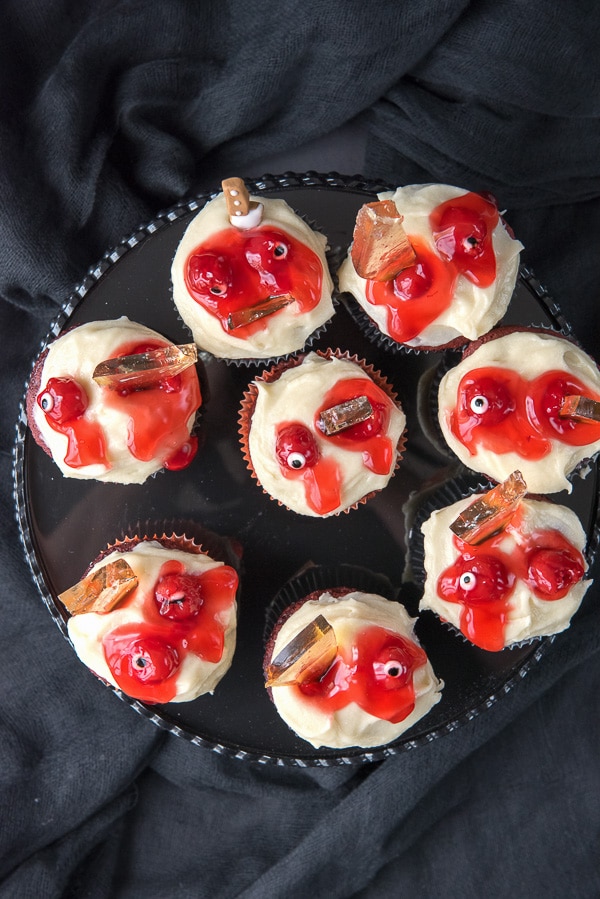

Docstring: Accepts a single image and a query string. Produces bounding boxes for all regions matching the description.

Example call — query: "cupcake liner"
[238,348,407,517]
[263,561,398,643]
[415,351,462,457]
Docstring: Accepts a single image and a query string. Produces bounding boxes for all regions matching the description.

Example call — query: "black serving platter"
[13,172,600,765]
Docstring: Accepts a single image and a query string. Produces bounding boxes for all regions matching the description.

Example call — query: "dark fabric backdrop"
[1,1,599,897]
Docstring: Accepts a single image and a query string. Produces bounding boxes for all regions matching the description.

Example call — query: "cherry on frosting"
[38,377,88,423]
[185,225,323,337]
[105,632,180,685]
[438,553,515,606]
[527,547,585,599]
[275,423,320,471]
[154,572,205,620]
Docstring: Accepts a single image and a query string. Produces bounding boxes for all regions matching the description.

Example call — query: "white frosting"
[269,591,443,748]
[419,495,591,646]
[67,541,238,702]
[337,183,522,348]
[437,331,600,493]
[171,193,335,359]
[31,317,200,485]
[247,353,406,516]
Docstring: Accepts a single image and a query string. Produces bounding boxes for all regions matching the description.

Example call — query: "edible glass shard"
[58,558,138,615]
[265,614,338,687]
[559,395,600,423]
[318,395,373,435]
[226,293,295,330]
[450,470,528,545]
[92,344,197,389]
[351,199,417,281]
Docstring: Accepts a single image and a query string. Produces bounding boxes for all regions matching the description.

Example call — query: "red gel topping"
[102,340,201,470]
[315,377,396,474]
[449,366,600,460]
[436,515,585,651]
[364,192,499,343]
[103,559,238,704]
[274,421,342,515]
[185,226,323,337]
[298,625,427,724]
[37,376,108,468]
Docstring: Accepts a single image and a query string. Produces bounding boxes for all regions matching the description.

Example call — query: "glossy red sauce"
[437,511,585,651]
[184,226,323,337]
[315,377,396,475]
[38,377,108,468]
[449,366,600,459]
[364,192,499,343]
[103,558,238,704]
[274,418,342,516]
[298,625,427,724]
[102,339,201,469]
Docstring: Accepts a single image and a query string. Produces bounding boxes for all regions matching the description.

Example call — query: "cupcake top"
[265,589,443,749]
[66,537,239,704]
[418,491,591,651]
[241,351,407,517]
[26,317,202,484]
[171,183,334,360]
[437,329,600,493]
[337,183,522,350]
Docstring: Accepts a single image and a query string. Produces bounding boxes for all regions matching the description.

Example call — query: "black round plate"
[13,173,600,765]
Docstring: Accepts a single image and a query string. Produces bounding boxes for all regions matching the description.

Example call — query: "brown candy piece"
[265,614,337,687]
[226,293,295,330]
[351,199,416,281]
[58,558,138,615]
[222,177,261,222]
[92,344,197,390]
[449,471,527,545]
[317,395,373,435]
[559,395,600,423]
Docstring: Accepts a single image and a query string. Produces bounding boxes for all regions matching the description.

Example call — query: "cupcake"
[415,476,592,651]
[63,533,239,704]
[337,183,523,351]
[436,328,600,493]
[171,178,335,362]
[263,585,443,749]
[26,317,202,484]
[239,350,407,517]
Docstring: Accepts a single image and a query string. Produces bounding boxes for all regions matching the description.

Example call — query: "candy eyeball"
[275,423,320,472]
[37,377,88,424]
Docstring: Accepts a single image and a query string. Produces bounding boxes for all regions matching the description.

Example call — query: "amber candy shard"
[265,614,338,687]
[58,558,138,615]
[559,395,600,423]
[92,344,198,390]
[351,199,416,282]
[318,395,373,435]
[226,293,295,330]
[449,471,527,545]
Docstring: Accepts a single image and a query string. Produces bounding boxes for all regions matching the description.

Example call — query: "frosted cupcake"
[436,328,600,493]
[417,481,592,652]
[264,586,443,749]
[26,317,202,484]
[338,183,522,351]
[239,350,407,517]
[63,533,239,704]
[171,178,335,362]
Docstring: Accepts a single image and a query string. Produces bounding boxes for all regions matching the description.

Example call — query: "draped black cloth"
[1,2,599,896]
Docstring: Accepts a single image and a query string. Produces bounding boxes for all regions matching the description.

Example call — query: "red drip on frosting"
[184,226,323,337]
[297,625,427,724]
[315,376,396,475]
[103,558,238,704]
[364,192,499,343]
[449,366,600,459]
[436,513,585,651]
